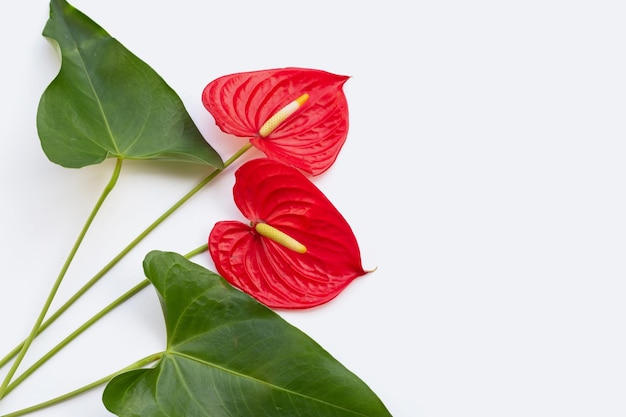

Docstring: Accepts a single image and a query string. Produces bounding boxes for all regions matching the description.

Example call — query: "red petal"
[209,158,367,308]
[202,68,350,175]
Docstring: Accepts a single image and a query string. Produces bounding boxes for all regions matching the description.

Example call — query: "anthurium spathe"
[202,68,349,175]
[209,158,368,309]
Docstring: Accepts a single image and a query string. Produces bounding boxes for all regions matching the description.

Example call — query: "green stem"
[3,281,149,398]
[0,143,251,372]
[2,244,207,402]
[184,243,210,259]
[0,147,250,393]
[0,352,163,417]
[0,158,124,398]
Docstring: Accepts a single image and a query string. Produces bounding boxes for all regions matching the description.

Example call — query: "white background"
[1,1,625,416]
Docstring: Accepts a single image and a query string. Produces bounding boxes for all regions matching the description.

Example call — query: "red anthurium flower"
[202,68,350,176]
[209,158,368,309]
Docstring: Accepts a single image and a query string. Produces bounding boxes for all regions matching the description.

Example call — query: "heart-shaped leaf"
[103,251,391,417]
[37,0,223,169]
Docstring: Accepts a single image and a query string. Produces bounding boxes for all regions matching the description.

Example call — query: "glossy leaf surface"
[202,68,349,175]
[37,0,223,168]
[103,251,391,417]
[209,159,367,308]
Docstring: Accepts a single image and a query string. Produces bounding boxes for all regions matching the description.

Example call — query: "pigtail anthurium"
[202,68,349,176]
[209,158,368,309]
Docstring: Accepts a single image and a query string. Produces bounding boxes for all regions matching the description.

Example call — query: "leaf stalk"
[0,158,124,398]
[0,352,163,417]
[2,243,208,397]
[0,143,251,400]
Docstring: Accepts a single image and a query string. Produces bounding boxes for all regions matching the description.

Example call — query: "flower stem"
[2,281,149,398]
[1,244,207,407]
[0,352,163,417]
[0,142,252,399]
[184,242,210,259]
[0,158,124,399]
[0,143,252,375]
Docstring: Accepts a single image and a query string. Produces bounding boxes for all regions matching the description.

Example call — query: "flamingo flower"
[209,158,368,309]
[202,68,349,176]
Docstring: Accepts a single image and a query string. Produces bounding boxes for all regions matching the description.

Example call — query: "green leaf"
[37,0,223,168]
[103,251,392,417]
